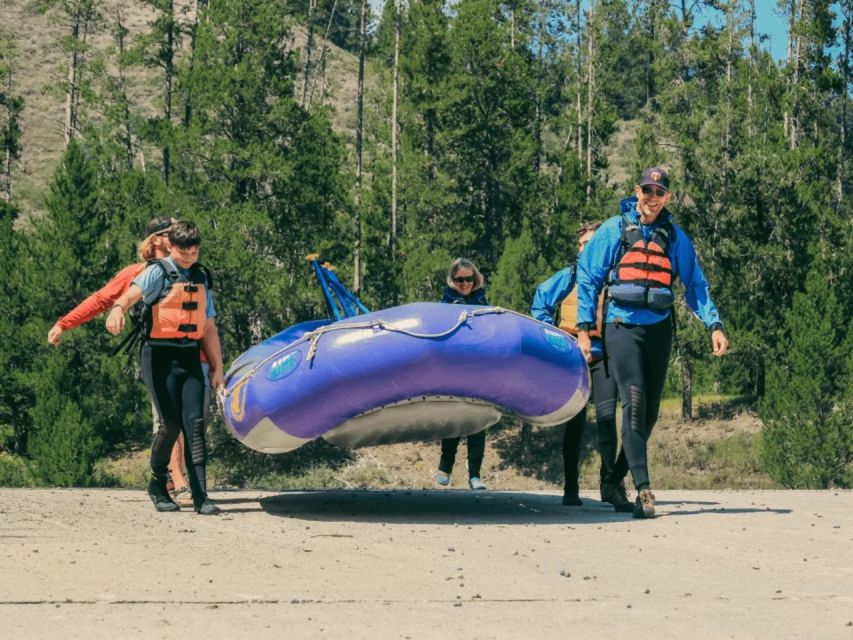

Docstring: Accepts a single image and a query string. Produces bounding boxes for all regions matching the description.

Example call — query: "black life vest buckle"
[178,323,198,333]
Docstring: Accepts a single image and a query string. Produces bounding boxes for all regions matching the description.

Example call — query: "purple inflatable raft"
[222,302,590,453]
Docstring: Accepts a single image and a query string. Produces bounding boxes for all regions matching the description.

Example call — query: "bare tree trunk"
[724,1,734,168]
[64,6,82,146]
[162,0,175,184]
[391,0,400,265]
[575,0,582,161]
[2,144,10,202]
[182,0,208,129]
[309,0,340,106]
[646,0,656,106]
[353,0,367,292]
[302,0,317,107]
[115,9,134,169]
[534,9,545,172]
[838,0,851,210]
[747,0,756,136]
[680,354,693,421]
[783,0,794,140]
[585,0,594,201]
[2,84,12,202]
[789,0,803,150]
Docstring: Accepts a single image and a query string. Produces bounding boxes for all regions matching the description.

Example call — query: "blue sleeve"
[576,217,622,325]
[671,226,721,328]
[530,267,574,324]
[206,289,216,318]
[132,264,167,306]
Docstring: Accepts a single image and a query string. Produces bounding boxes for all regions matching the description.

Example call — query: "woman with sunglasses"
[47,217,195,503]
[434,258,490,490]
[575,167,728,519]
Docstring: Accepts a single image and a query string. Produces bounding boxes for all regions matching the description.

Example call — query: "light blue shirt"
[133,257,216,318]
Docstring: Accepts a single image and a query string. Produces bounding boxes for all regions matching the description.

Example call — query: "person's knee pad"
[190,418,207,465]
[595,397,616,423]
[629,385,647,438]
[151,426,169,455]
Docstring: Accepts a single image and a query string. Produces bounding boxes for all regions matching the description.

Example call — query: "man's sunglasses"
[641,185,668,197]
[453,275,475,284]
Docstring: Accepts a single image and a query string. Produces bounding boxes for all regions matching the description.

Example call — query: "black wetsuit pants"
[604,319,672,490]
[439,431,486,478]
[562,357,623,496]
[141,343,209,504]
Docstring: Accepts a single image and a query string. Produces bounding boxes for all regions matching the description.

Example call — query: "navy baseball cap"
[638,167,670,192]
[145,217,174,236]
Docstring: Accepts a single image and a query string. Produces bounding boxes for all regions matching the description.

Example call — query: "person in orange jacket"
[47,217,196,504]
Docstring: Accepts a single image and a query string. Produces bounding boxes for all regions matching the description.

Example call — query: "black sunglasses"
[453,275,475,284]
[641,185,668,197]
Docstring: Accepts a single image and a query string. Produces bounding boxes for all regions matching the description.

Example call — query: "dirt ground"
[1,488,851,639]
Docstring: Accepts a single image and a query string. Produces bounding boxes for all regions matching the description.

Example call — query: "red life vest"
[144,260,211,345]
[607,215,675,310]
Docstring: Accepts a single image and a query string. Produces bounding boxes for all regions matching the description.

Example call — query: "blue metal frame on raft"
[308,258,370,320]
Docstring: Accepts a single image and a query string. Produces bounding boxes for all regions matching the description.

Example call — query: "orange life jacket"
[144,260,211,345]
[607,215,675,310]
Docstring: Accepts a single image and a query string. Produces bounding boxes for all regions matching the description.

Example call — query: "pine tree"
[26,350,102,486]
[171,0,350,353]
[490,226,550,312]
[761,260,853,488]
[0,35,24,202]
[0,201,33,454]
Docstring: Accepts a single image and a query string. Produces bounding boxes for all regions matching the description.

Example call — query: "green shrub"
[29,402,101,487]
[760,265,853,488]
[0,452,35,487]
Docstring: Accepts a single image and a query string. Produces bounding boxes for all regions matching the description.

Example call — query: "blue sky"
[368,1,845,63]
[701,2,788,61]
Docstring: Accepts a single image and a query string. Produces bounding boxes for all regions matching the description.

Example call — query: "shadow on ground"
[254,490,622,525]
[216,490,792,524]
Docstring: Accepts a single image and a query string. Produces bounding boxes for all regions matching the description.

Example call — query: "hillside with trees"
[0,0,851,489]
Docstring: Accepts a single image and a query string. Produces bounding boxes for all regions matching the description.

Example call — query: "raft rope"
[222,306,548,403]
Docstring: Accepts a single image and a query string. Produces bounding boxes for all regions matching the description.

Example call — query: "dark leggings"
[439,431,486,478]
[604,319,672,489]
[141,344,209,503]
[562,357,622,494]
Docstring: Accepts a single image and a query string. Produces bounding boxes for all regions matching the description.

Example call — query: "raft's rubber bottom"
[238,386,588,454]
[324,396,503,449]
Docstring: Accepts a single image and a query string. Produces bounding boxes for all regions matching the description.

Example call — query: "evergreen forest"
[0,0,851,489]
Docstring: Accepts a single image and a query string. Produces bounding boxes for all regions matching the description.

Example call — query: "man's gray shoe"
[195,499,221,516]
[632,489,656,519]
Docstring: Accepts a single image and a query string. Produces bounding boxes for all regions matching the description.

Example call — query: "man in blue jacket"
[576,167,728,519]
[531,223,631,510]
